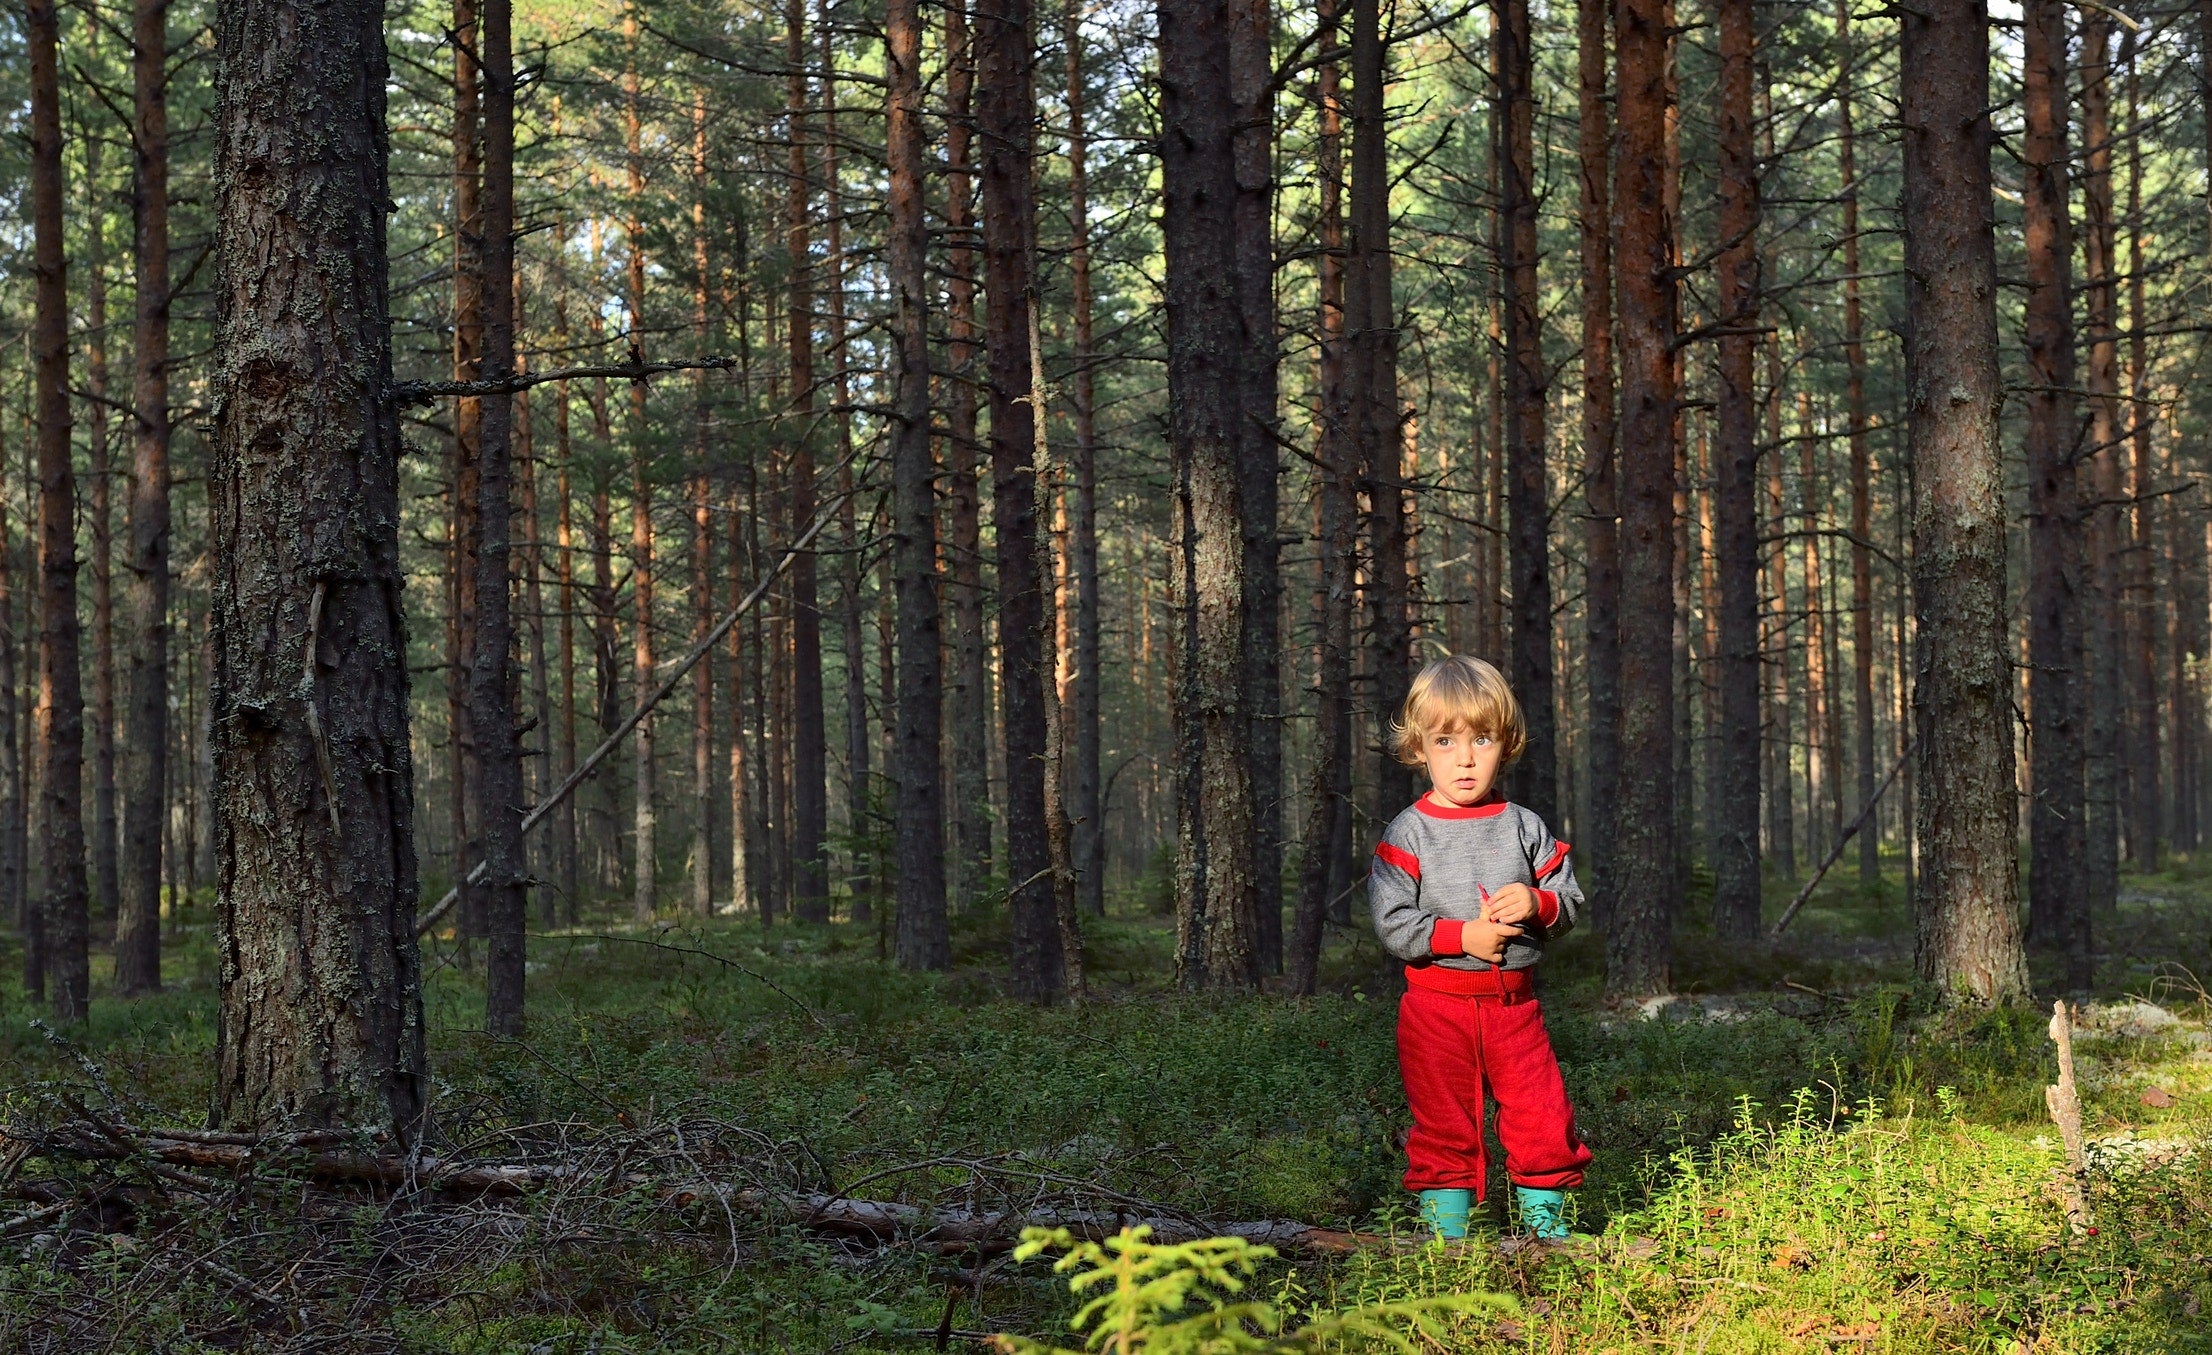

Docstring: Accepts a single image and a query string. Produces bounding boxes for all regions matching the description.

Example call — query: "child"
[1369,655,1592,1240]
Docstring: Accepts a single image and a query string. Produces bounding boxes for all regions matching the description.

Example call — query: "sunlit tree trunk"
[1576,0,1616,902]
[1900,0,2029,1005]
[449,0,483,950]
[943,0,992,900]
[785,0,829,920]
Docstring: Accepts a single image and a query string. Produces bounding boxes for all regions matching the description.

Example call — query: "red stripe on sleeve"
[1430,918,1465,956]
[1374,841,1421,881]
[1535,840,1571,880]
[1536,889,1560,929]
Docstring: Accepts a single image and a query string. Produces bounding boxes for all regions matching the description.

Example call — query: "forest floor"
[1,853,2209,1353]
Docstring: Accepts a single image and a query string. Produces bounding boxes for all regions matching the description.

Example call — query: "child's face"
[1421,720,1504,807]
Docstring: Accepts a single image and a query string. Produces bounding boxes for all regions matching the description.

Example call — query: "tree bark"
[887,0,948,968]
[1710,0,1760,935]
[691,94,717,919]
[1576,0,1616,904]
[1496,0,1553,824]
[1161,0,1259,991]
[626,13,659,925]
[1064,0,1105,920]
[117,0,172,996]
[1350,0,1411,828]
[1899,0,2029,1005]
[0,430,21,990]
[2080,9,2120,935]
[86,190,120,939]
[979,0,1061,1000]
[1231,0,1282,972]
[1606,0,1675,999]
[28,0,87,1023]
[1838,0,1877,889]
[449,0,483,949]
[785,0,829,920]
[2122,36,2159,876]
[476,0,527,1034]
[942,0,992,902]
[210,0,428,1132]
[2021,0,2082,957]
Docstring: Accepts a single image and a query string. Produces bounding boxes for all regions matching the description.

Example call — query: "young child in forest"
[1368,655,1592,1240]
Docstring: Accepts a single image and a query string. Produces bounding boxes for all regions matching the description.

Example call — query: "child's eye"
[1474,735,1492,747]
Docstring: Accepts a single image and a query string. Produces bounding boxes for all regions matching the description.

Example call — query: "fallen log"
[3,1121,1383,1254]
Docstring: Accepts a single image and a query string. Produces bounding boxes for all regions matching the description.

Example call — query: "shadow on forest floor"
[0,850,2208,1351]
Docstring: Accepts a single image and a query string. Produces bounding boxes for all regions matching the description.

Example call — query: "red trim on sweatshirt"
[1535,840,1571,879]
[1374,841,1421,880]
[1414,791,1509,820]
[1404,963,1535,1000]
[1535,889,1560,929]
[1430,918,1466,956]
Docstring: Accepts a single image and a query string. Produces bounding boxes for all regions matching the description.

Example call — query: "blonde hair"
[1390,655,1526,767]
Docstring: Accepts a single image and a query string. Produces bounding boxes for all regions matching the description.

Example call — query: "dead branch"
[2045,999,2095,1234]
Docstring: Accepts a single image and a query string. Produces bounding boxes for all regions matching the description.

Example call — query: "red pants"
[1397,981,1592,1197]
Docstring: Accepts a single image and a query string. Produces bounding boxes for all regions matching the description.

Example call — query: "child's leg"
[1396,987,1491,1197]
[1477,998,1593,1192]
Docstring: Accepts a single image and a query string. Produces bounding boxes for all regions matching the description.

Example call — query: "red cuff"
[1535,890,1560,929]
[1430,918,1466,957]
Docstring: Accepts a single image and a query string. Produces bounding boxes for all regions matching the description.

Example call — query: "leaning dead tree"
[208,0,427,1136]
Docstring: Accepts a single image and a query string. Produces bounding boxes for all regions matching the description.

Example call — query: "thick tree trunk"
[87,211,120,937]
[1606,0,1675,999]
[1064,0,1105,919]
[979,0,1060,999]
[449,0,483,949]
[1710,0,1760,935]
[1161,0,1259,991]
[1496,0,1553,824]
[1230,0,1282,972]
[28,0,87,1023]
[886,0,948,968]
[1838,0,1877,888]
[1576,0,1616,902]
[1350,0,1411,827]
[942,0,992,902]
[210,0,427,1132]
[117,0,172,996]
[2123,41,2159,875]
[2021,0,2083,956]
[476,0,527,1034]
[785,0,829,920]
[1292,0,1354,992]
[1899,0,2029,1005]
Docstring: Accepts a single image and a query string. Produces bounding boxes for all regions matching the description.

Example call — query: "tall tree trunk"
[1497,0,1553,824]
[887,0,947,967]
[691,94,717,919]
[587,310,622,896]
[943,0,991,900]
[1161,0,1258,991]
[86,192,120,937]
[28,0,87,1023]
[476,0,527,1034]
[1576,0,1616,902]
[0,430,21,989]
[449,0,483,949]
[1800,401,1835,860]
[2022,0,2082,956]
[785,0,829,920]
[820,21,869,921]
[517,373,553,931]
[2122,36,2159,875]
[1838,0,1877,888]
[1710,0,1760,934]
[978,0,1061,1000]
[1231,0,1282,972]
[2080,8,2120,936]
[1899,0,2029,1005]
[1293,0,1354,991]
[626,13,659,924]
[552,316,582,919]
[211,0,427,1132]
[1351,0,1411,828]
[117,0,172,995]
[1064,0,1105,919]
[1606,0,1675,999]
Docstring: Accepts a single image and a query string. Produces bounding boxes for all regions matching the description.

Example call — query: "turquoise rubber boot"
[1515,1186,1569,1239]
[1416,1188,1472,1240]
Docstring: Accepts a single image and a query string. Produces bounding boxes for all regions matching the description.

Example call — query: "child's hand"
[1483,882,1538,926]
[1462,918,1522,964]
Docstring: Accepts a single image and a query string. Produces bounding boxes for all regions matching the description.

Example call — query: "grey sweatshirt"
[1369,794,1582,972]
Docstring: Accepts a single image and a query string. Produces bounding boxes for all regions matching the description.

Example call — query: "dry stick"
[394,355,737,404]
[416,477,845,937]
[2045,998,2095,1232]
[1769,740,1913,938]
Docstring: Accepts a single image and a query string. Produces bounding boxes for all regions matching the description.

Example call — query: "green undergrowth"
[0,865,2208,1351]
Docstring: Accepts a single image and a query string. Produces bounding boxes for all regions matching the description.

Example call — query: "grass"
[1,851,2207,1352]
